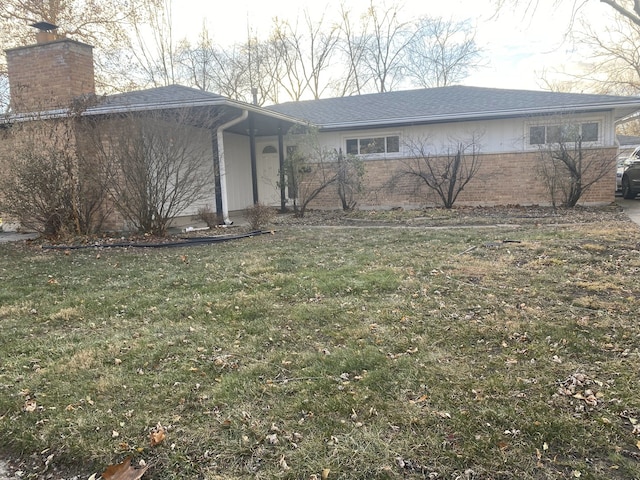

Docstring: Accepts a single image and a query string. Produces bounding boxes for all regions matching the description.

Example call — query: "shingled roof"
[87,85,227,114]
[265,86,640,130]
[81,85,302,136]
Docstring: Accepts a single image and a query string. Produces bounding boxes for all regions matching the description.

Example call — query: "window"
[530,126,545,145]
[581,122,598,142]
[528,122,599,145]
[262,145,277,154]
[345,135,400,155]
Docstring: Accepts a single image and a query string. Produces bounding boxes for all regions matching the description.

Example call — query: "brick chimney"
[5,23,95,113]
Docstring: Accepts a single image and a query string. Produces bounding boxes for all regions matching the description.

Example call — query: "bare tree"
[268,20,306,101]
[172,24,285,105]
[572,15,640,95]
[0,114,109,237]
[405,17,483,88]
[178,37,247,100]
[253,35,286,105]
[176,27,216,92]
[361,1,415,93]
[492,0,640,28]
[399,136,483,208]
[0,0,167,99]
[536,131,614,207]
[285,126,363,217]
[126,0,178,87]
[336,4,371,96]
[86,109,218,235]
[530,11,640,98]
[336,149,365,211]
[266,12,341,101]
[301,11,340,99]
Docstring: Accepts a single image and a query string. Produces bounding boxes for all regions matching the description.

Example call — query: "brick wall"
[305,147,618,209]
[6,38,95,113]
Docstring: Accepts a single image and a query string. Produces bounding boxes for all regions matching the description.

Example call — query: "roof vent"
[31,21,60,43]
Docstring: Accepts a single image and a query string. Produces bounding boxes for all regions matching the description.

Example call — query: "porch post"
[249,113,258,204]
[211,131,223,223]
[278,124,286,212]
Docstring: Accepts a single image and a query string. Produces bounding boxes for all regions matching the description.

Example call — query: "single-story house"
[3,30,640,231]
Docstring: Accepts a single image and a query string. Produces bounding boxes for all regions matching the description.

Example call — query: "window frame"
[527,120,601,147]
[344,133,402,157]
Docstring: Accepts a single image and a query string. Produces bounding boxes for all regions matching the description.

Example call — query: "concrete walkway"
[617,198,640,227]
[0,231,38,243]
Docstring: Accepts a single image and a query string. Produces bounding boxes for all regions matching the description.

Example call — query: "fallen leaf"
[321,468,330,479]
[149,423,166,447]
[410,394,428,404]
[101,457,149,480]
[279,455,290,471]
[23,399,37,412]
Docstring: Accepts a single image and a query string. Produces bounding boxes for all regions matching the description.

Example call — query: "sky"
[171,0,613,92]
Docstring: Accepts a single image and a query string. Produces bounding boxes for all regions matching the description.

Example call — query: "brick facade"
[6,38,95,113]
[304,148,617,210]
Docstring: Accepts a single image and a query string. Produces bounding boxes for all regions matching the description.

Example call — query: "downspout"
[217,110,249,225]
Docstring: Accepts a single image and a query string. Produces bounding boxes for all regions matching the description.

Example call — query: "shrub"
[245,202,275,230]
[196,205,219,228]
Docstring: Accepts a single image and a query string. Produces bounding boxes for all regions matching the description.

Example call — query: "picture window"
[345,135,400,155]
[529,122,599,145]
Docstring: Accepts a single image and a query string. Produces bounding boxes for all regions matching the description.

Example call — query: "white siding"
[218,112,617,211]
[178,125,216,217]
[310,113,615,158]
[222,132,254,211]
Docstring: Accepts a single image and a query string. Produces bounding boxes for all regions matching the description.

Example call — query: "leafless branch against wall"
[397,135,483,208]
[83,108,218,235]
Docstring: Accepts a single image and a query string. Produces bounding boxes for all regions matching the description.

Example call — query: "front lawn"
[1,216,639,479]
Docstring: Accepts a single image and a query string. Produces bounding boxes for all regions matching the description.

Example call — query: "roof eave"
[1,97,308,127]
[312,102,640,131]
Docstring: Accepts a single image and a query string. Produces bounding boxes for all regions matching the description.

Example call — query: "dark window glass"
[547,125,563,143]
[360,137,385,154]
[386,136,400,153]
[530,126,545,145]
[346,139,358,155]
[581,122,598,142]
[262,145,277,154]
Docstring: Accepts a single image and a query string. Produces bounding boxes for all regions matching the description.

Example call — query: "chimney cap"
[31,21,58,32]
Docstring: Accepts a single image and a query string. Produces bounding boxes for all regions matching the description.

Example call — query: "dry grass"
[0,209,639,479]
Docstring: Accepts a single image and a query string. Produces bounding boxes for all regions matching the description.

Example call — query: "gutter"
[2,98,303,127]
[217,110,249,225]
[271,101,640,132]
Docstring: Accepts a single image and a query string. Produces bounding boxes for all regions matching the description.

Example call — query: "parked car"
[616,156,626,192]
[621,146,640,199]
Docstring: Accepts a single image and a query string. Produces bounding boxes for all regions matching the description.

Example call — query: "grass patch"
[1,220,640,479]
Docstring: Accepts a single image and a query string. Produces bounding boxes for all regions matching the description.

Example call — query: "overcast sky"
[171,0,613,92]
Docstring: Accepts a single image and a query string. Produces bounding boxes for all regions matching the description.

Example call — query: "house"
[3,30,640,232]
